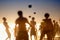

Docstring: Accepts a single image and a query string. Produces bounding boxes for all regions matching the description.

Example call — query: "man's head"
[32,17,35,21]
[18,10,23,17]
[44,13,50,19]
[53,20,55,23]
[2,17,6,21]
[56,22,58,24]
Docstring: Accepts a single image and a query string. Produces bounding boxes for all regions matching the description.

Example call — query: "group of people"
[40,13,60,40]
[2,10,60,40]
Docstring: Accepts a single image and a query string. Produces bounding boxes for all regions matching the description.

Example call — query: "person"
[53,20,57,40]
[53,20,60,40]
[30,17,37,40]
[55,22,60,35]
[40,13,54,40]
[15,10,30,40]
[2,17,11,40]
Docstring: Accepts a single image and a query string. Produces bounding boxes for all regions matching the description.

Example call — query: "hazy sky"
[0,0,60,23]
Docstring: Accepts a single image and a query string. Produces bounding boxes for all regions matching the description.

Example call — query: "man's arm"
[14,20,18,37]
[14,24,17,37]
[26,18,32,31]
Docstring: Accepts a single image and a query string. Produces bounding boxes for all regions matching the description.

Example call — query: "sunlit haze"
[0,0,60,40]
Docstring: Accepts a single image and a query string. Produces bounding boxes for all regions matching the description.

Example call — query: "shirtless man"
[30,17,37,40]
[15,11,30,40]
[2,17,11,40]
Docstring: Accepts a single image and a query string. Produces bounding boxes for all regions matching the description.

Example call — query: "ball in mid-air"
[28,4,32,8]
[29,16,31,18]
[34,12,36,14]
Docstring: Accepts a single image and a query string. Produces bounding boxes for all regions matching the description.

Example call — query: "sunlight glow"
[32,35,35,40]
[0,23,60,40]
[0,24,7,40]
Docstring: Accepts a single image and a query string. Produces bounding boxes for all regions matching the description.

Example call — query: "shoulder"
[15,18,20,23]
[30,21,32,22]
[43,18,51,21]
[48,19,52,22]
[23,17,28,20]
[42,19,46,21]
[49,18,51,20]
[16,18,20,21]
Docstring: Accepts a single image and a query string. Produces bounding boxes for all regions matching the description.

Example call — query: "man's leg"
[40,32,45,40]
[34,35,37,40]
[23,31,29,40]
[47,32,53,40]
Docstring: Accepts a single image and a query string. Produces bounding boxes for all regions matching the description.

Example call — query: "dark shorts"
[30,30,36,36]
[16,31,28,40]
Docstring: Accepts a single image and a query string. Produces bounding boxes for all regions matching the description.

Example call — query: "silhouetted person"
[2,17,11,40]
[55,22,60,35]
[53,21,60,39]
[15,11,30,40]
[30,17,37,40]
[40,13,54,40]
[53,20,57,40]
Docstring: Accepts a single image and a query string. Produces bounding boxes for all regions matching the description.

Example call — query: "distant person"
[53,20,57,40]
[2,17,11,40]
[40,13,54,40]
[55,22,60,35]
[53,20,60,40]
[30,17,37,40]
[15,10,30,40]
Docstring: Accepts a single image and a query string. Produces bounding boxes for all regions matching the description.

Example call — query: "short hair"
[32,17,35,20]
[2,17,6,20]
[44,13,50,18]
[18,10,23,16]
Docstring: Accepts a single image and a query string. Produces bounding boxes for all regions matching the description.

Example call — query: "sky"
[0,0,60,24]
